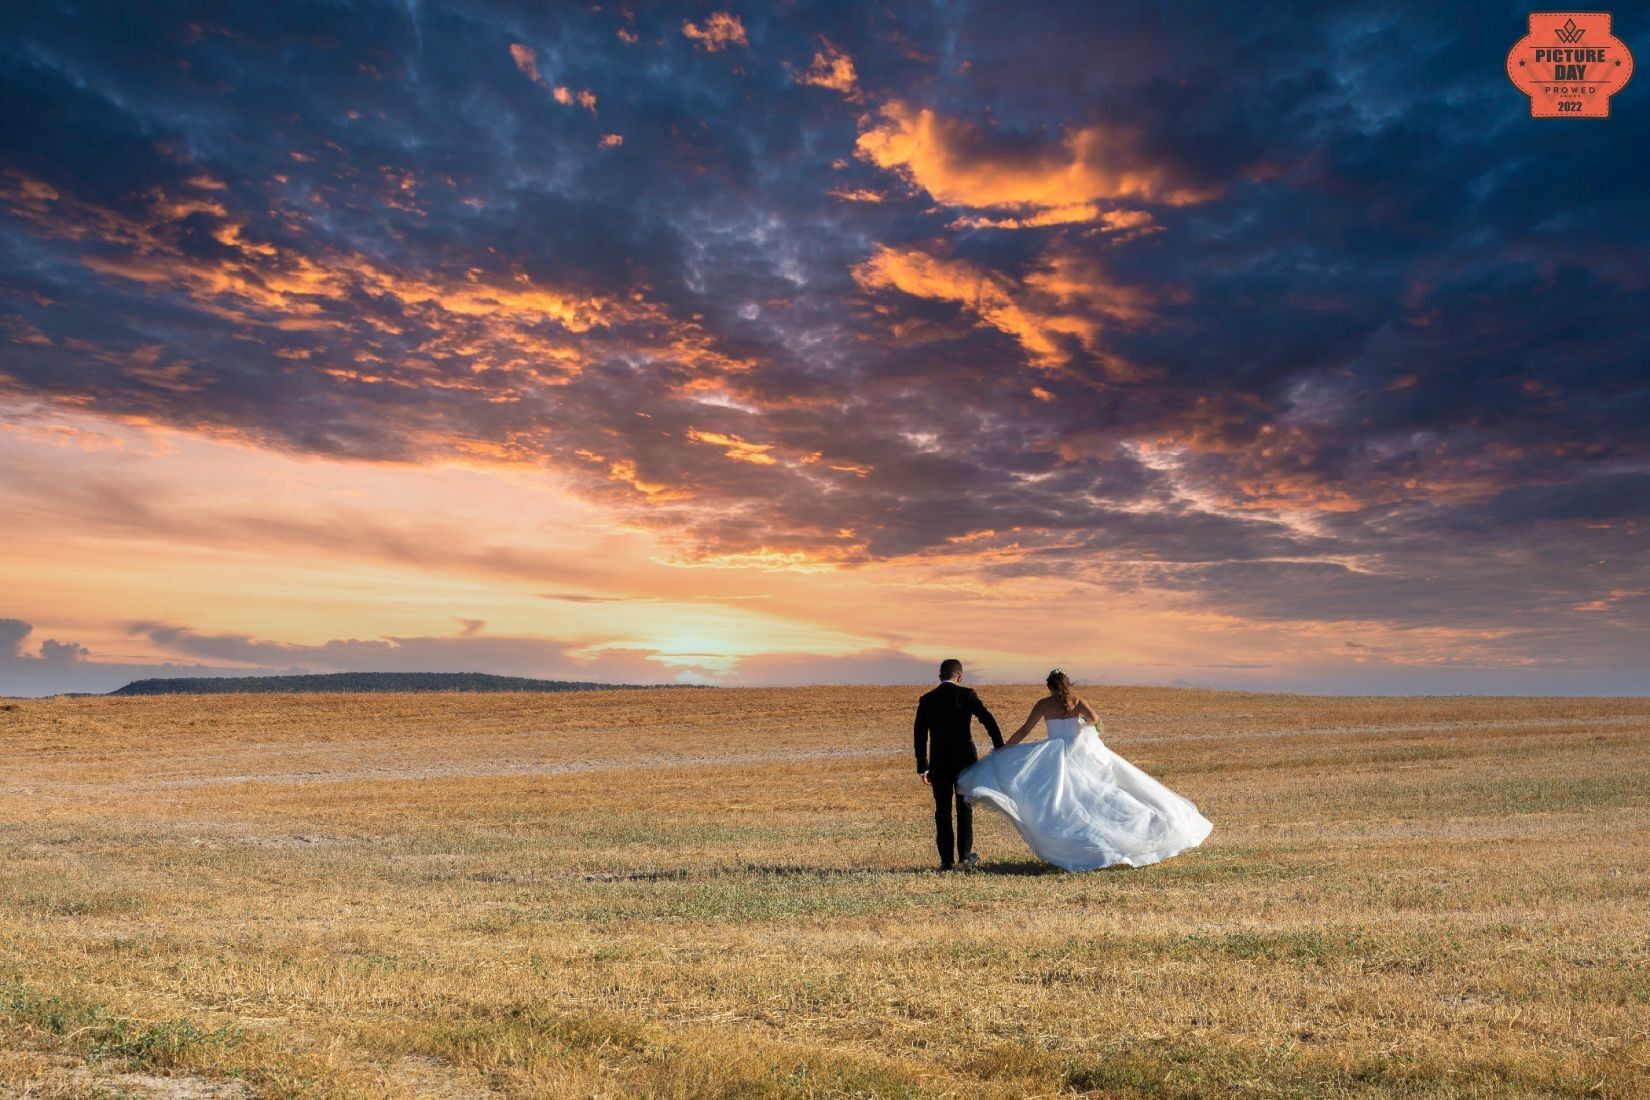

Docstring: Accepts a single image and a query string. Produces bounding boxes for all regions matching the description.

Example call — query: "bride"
[957,669,1212,871]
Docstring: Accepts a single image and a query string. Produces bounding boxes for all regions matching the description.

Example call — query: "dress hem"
[963,787,1213,872]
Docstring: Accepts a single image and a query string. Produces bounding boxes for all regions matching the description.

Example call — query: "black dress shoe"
[960,852,981,872]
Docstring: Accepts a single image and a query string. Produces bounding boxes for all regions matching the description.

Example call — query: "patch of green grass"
[965,927,1469,981]
[1177,929,1349,965]
[750,1057,927,1099]
[1342,769,1650,819]
[1060,1036,1606,1098]
[7,890,146,917]
[0,978,242,1070]
[1144,848,1301,885]
[414,1001,935,1096]
[573,876,923,923]
[384,1007,646,1076]
[458,866,935,930]
[1476,772,1650,815]
[571,820,877,849]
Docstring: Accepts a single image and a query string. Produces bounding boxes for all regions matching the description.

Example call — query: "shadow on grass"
[572,864,930,882]
[567,858,1081,882]
[973,858,1075,877]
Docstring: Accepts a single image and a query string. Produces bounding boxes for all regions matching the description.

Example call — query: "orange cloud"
[1098,209,1156,231]
[801,452,871,477]
[0,169,763,409]
[687,428,778,466]
[682,12,747,52]
[607,458,692,500]
[796,41,858,96]
[852,244,1149,372]
[508,43,544,86]
[1022,251,1155,322]
[854,246,1090,367]
[1574,590,1648,613]
[552,86,597,112]
[1129,398,1526,519]
[856,101,1218,223]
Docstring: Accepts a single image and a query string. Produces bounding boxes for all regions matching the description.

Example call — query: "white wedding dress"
[957,715,1212,871]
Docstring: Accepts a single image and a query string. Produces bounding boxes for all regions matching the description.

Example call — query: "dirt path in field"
[4,713,1644,796]
[2,744,899,795]
[152,743,899,789]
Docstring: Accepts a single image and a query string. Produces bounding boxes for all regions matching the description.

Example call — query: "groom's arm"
[969,690,1005,749]
[913,697,930,774]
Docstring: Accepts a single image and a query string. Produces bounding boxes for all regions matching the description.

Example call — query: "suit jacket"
[914,681,1003,774]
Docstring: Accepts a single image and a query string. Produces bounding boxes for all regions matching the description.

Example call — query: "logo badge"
[1508,12,1634,117]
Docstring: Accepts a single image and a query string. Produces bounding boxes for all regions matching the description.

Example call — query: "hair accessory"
[1049,667,1063,676]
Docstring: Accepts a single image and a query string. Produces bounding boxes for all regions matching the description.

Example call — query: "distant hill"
[108,672,683,696]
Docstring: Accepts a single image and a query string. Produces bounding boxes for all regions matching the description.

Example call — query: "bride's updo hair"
[1047,668,1076,712]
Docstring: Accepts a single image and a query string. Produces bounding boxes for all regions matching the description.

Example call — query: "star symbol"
[1518,59,1526,66]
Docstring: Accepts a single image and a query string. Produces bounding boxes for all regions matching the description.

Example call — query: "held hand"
[919,770,931,785]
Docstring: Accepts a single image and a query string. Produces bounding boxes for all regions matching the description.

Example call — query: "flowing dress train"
[957,716,1212,871]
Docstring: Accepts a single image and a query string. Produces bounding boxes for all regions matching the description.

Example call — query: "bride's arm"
[1076,698,1099,725]
[1002,699,1046,747]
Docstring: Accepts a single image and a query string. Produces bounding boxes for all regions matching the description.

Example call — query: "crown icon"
[1554,18,1585,44]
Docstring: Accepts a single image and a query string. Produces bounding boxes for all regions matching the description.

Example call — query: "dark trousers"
[929,768,972,866]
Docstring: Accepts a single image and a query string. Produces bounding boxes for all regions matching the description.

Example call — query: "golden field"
[1,685,1647,1098]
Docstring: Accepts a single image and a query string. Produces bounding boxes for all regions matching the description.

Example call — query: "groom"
[914,658,1003,871]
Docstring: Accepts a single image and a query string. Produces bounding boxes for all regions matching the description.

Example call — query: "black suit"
[913,681,1003,866]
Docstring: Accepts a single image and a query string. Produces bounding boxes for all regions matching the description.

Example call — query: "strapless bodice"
[1045,716,1100,742]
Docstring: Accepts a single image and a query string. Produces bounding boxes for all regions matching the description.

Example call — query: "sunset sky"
[2,2,1647,697]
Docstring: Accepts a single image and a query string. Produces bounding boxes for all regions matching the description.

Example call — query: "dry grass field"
[1,685,1647,1098]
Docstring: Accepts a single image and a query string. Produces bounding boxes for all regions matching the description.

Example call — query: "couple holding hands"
[913,660,1212,872]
